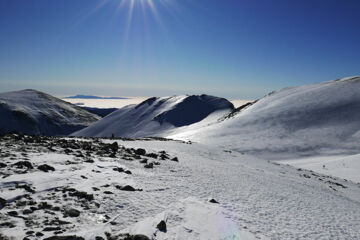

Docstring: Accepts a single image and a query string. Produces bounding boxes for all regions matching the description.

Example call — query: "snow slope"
[170,76,360,159]
[1,135,360,239]
[0,89,100,136]
[72,94,234,138]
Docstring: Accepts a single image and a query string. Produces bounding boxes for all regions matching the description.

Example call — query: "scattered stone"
[144,163,153,169]
[64,208,80,218]
[139,159,147,164]
[110,142,119,152]
[146,153,158,159]
[36,232,44,237]
[63,188,94,201]
[43,236,84,240]
[43,227,62,232]
[0,222,15,228]
[38,164,55,172]
[23,209,33,214]
[123,234,150,240]
[116,185,136,191]
[209,199,219,204]
[38,202,53,210]
[134,148,146,156]
[113,167,124,173]
[0,197,6,209]
[156,220,167,232]
[15,184,35,193]
[7,210,18,216]
[13,161,33,169]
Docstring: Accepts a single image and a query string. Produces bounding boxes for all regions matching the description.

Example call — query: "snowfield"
[0,89,100,136]
[0,134,360,239]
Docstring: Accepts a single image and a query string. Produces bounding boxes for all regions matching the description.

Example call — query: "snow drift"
[170,76,360,159]
[0,89,100,136]
[72,94,234,138]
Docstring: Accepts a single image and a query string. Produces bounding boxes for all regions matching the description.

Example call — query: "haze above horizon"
[1,0,360,99]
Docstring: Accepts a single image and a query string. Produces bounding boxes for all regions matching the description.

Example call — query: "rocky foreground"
[0,133,180,240]
[1,133,360,240]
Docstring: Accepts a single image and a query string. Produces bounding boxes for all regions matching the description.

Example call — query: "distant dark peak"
[154,94,234,127]
[135,97,158,109]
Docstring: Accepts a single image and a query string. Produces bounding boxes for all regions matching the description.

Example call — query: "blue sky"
[1,0,360,99]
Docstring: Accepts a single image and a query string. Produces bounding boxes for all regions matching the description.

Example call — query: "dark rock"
[124,235,150,240]
[156,220,167,232]
[36,232,44,237]
[0,222,15,228]
[26,231,34,235]
[139,159,147,164]
[43,235,84,240]
[209,199,219,204]
[0,162,7,168]
[84,159,94,163]
[110,142,119,152]
[7,210,18,216]
[38,202,53,210]
[113,167,124,173]
[95,237,104,240]
[134,148,146,156]
[64,188,94,201]
[0,197,6,209]
[64,208,80,217]
[45,219,71,226]
[124,170,132,175]
[23,209,33,214]
[171,157,179,162]
[15,184,35,193]
[144,163,153,169]
[133,154,141,160]
[104,191,114,195]
[13,161,33,169]
[52,206,61,211]
[146,153,158,159]
[43,227,62,232]
[159,154,169,160]
[38,164,55,172]
[116,185,136,191]
[80,175,88,179]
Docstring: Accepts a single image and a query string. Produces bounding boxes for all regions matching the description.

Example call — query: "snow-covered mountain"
[170,76,360,159]
[72,94,234,138]
[0,89,100,136]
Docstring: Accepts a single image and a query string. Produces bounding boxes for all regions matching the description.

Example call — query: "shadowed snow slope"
[0,89,100,136]
[72,94,234,138]
[170,76,360,159]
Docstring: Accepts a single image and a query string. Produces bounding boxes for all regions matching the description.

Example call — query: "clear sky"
[1,0,360,99]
